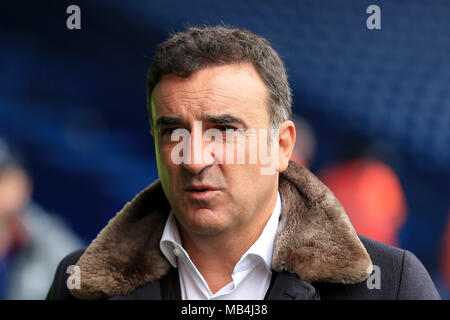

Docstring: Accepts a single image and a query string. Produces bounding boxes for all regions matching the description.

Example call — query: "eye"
[217,125,237,132]
[161,128,176,136]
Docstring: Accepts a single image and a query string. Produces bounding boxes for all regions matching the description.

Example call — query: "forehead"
[151,63,270,124]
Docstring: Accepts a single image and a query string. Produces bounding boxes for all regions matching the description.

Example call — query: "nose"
[182,124,215,175]
[183,158,214,175]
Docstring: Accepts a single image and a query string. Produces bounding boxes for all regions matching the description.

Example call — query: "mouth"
[185,185,220,200]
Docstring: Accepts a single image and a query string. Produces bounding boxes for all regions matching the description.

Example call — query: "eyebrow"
[155,114,247,129]
[204,114,247,128]
[155,116,183,129]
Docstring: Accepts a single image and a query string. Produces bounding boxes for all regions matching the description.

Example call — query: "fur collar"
[71,161,373,299]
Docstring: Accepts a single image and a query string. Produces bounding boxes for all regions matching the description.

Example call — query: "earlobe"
[277,121,296,173]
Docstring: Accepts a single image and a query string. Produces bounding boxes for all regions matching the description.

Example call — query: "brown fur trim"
[273,162,373,284]
[71,161,372,299]
[71,180,171,299]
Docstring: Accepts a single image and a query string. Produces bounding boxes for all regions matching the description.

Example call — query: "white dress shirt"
[159,192,282,300]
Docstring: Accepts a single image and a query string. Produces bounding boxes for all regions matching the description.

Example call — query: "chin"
[182,207,230,235]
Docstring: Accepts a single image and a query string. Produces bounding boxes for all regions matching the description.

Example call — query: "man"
[0,139,82,299]
[47,26,440,300]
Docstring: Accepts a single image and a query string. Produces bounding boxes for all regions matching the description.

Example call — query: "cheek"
[234,164,276,195]
[155,143,178,189]
[224,164,260,192]
[155,139,175,167]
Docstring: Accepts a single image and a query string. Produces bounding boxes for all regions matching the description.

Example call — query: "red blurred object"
[319,158,407,246]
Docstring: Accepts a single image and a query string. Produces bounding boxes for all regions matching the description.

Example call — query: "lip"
[185,185,220,200]
[185,185,218,191]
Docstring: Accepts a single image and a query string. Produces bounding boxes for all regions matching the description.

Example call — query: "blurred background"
[0,0,448,299]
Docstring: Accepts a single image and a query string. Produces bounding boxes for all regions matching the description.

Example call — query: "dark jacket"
[46,161,440,300]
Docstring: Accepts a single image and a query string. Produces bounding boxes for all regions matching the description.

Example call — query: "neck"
[178,190,279,293]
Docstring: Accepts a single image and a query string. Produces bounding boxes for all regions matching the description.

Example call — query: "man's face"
[151,63,279,237]
[0,167,31,221]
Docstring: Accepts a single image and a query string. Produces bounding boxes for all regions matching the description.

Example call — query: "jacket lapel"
[266,271,319,300]
[109,267,181,300]
[108,280,162,300]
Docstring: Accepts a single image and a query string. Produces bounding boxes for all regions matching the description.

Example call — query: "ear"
[277,120,296,173]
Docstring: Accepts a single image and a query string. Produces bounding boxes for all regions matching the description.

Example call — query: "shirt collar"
[159,212,183,268]
[238,191,281,272]
[159,191,282,271]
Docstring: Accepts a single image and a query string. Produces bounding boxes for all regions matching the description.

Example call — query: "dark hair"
[0,139,24,175]
[146,25,292,129]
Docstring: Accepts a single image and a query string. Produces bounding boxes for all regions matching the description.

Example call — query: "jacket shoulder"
[316,235,440,299]
[358,235,405,266]
[46,248,86,300]
[360,235,440,299]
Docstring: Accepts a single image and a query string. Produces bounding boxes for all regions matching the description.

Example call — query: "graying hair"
[146,25,292,129]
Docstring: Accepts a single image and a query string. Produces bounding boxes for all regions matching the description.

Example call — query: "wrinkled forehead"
[150,63,271,126]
